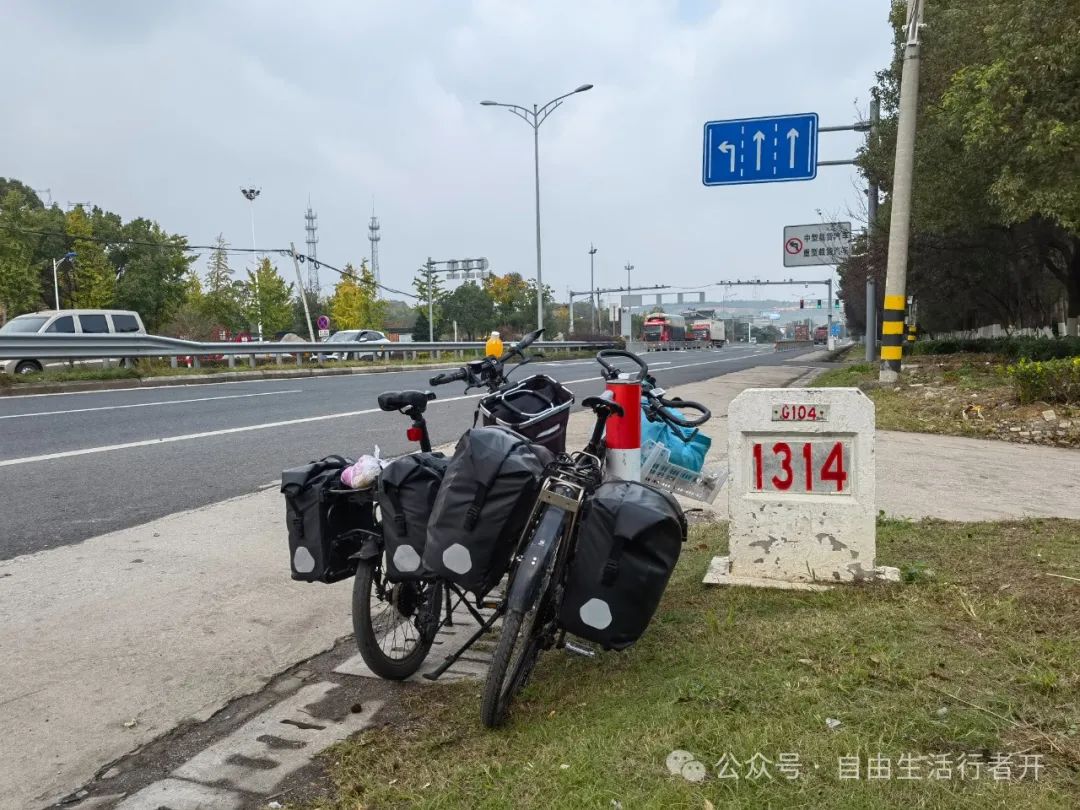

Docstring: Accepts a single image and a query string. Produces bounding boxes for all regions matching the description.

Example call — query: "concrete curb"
[0,360,475,396]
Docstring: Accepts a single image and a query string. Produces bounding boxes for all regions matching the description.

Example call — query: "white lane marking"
[0,353,772,467]
[0,389,490,468]
[0,390,301,420]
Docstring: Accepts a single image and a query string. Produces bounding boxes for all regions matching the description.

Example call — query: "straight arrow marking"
[753,130,765,171]
[786,128,799,169]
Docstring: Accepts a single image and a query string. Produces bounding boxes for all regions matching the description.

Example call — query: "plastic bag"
[641,406,711,472]
[341,445,385,489]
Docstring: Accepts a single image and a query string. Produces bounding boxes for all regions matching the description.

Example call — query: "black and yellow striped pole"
[877,0,924,381]
[880,294,905,371]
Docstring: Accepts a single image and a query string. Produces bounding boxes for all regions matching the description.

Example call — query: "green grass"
[311,519,1080,809]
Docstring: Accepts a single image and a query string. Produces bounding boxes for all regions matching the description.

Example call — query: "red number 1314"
[752,441,848,492]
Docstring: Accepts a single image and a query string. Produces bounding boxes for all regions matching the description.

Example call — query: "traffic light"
[835,299,841,309]
[816,299,822,308]
[799,299,805,309]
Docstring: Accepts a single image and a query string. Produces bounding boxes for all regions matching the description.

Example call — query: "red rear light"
[406,426,423,442]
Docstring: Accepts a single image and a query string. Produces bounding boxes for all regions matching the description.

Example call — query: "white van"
[0,309,147,375]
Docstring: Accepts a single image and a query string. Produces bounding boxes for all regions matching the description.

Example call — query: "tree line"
[838,0,1079,337]
[1,175,622,343]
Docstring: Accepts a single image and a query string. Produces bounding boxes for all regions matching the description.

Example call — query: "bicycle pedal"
[563,640,597,658]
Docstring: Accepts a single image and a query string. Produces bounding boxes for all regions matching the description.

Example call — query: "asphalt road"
[0,345,816,559]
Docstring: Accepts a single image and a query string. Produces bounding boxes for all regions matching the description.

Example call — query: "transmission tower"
[368,209,381,293]
[304,201,320,297]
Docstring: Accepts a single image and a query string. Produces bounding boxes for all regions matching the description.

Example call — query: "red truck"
[813,326,828,345]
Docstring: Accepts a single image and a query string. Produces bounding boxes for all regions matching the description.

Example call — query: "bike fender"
[508,507,564,613]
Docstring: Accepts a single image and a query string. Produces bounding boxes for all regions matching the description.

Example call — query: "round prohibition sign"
[785,237,804,255]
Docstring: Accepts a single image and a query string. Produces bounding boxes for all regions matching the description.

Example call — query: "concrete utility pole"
[480,84,594,331]
[588,243,598,331]
[879,0,925,381]
[289,243,316,342]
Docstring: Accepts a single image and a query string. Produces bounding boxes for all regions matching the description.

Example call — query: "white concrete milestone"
[710,387,890,587]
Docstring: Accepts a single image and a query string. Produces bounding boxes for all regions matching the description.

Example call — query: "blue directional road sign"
[702,113,818,186]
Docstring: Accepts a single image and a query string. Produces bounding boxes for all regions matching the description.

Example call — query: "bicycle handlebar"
[596,348,649,381]
[430,368,468,386]
[645,394,711,428]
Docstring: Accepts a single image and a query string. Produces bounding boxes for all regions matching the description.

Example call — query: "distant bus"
[642,313,686,342]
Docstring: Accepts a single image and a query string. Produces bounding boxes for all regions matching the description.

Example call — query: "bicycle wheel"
[481,508,566,728]
[352,559,443,680]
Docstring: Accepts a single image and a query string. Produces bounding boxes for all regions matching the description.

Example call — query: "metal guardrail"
[0,334,616,369]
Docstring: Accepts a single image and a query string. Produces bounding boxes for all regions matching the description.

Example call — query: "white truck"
[689,318,726,348]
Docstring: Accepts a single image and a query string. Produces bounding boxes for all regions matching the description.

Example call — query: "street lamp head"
[574,84,594,93]
[241,187,261,201]
[479,100,498,106]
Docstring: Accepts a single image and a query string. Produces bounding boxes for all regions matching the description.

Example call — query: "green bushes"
[912,336,1080,360]
[1006,357,1080,404]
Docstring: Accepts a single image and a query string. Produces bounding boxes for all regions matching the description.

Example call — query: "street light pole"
[51,252,76,310]
[588,243,598,331]
[241,187,263,341]
[480,84,594,331]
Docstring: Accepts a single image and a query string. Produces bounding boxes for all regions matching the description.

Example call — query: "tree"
[65,206,114,308]
[202,234,244,332]
[483,272,532,331]
[412,308,432,342]
[442,282,494,340]
[355,261,387,329]
[844,0,1080,336]
[111,217,192,331]
[243,257,293,337]
[0,189,42,322]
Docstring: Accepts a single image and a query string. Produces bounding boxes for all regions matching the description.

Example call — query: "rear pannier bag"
[281,455,377,584]
[559,480,687,650]
[424,426,553,595]
[377,452,449,581]
[477,374,574,455]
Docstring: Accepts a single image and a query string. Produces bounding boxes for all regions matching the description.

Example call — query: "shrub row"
[911,336,1080,360]
[1006,357,1080,404]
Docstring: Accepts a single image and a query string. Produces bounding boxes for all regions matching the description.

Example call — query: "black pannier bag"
[377,452,450,581]
[424,426,553,595]
[559,481,687,650]
[477,374,574,455]
[281,455,377,584]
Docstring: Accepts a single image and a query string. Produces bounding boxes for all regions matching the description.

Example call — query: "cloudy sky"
[2,0,892,308]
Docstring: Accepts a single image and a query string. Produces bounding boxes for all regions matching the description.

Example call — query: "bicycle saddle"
[378,390,436,413]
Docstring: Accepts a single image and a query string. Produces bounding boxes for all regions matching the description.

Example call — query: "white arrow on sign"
[718,140,736,173]
[786,128,799,169]
[752,131,765,171]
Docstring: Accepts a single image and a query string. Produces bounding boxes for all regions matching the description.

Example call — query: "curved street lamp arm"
[535,99,563,128]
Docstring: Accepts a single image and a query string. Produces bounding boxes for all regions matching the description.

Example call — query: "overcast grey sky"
[2,0,891,308]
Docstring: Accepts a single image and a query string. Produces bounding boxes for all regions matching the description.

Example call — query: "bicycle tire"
[480,606,542,728]
[352,560,442,680]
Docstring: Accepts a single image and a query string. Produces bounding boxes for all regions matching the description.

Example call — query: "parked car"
[322,329,392,361]
[0,309,147,375]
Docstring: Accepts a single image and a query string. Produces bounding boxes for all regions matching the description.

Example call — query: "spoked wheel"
[352,559,443,680]
[480,605,545,728]
[481,506,568,728]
